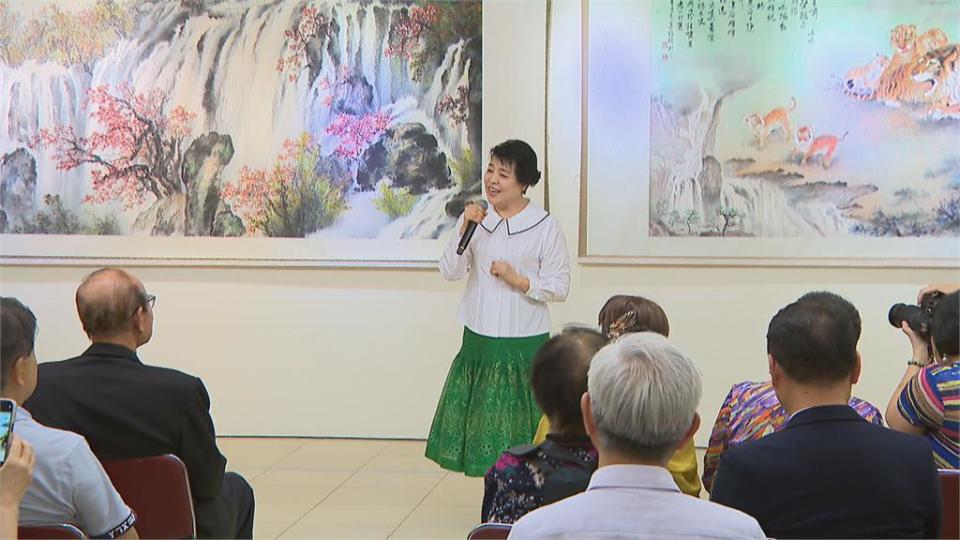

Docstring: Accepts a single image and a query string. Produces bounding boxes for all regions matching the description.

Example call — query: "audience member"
[0,435,35,540]
[917,283,960,303]
[711,292,942,539]
[24,269,254,539]
[1,297,137,539]
[887,288,959,468]
[533,295,702,496]
[702,290,884,491]
[509,332,765,539]
[483,328,606,524]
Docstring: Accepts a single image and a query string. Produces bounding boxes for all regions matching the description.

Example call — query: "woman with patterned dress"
[425,140,571,477]
[887,287,959,469]
[482,328,606,523]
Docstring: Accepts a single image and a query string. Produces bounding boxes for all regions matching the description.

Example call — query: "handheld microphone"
[456,200,488,255]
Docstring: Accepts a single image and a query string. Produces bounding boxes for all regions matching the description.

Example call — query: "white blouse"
[439,202,571,338]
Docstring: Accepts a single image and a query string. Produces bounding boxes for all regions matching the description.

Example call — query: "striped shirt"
[703,381,884,491]
[898,362,960,468]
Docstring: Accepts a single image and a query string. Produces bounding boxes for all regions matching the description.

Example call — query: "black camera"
[888,291,943,341]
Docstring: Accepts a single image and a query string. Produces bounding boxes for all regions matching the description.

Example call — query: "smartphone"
[0,399,16,466]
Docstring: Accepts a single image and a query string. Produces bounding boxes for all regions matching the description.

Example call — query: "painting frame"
[579,0,960,268]
[0,0,549,268]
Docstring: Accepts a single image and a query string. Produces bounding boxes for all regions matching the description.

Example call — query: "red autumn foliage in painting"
[222,133,350,237]
[31,82,196,209]
[436,84,469,126]
[0,0,136,73]
[384,4,440,60]
[276,6,328,82]
[325,110,392,160]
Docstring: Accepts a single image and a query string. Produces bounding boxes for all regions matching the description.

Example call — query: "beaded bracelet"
[906,360,929,368]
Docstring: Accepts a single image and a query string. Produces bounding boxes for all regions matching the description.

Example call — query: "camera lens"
[889,303,921,330]
[889,303,932,337]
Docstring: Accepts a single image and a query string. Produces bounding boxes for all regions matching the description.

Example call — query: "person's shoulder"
[105,360,205,406]
[730,380,768,394]
[36,356,85,373]
[522,203,553,228]
[715,427,790,481]
[509,492,584,536]
[488,447,534,477]
[853,424,938,484]
[139,362,200,385]
[848,395,882,415]
[723,426,785,459]
[925,361,959,383]
[142,365,208,404]
[860,420,931,453]
[680,496,765,532]
[732,380,776,403]
[19,415,89,455]
[540,208,561,228]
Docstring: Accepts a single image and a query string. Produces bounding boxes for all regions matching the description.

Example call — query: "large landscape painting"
[1,0,482,263]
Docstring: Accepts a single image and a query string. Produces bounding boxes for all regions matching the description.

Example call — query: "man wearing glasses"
[25,268,254,539]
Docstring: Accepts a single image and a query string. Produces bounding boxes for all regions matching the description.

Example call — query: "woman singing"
[425,139,571,477]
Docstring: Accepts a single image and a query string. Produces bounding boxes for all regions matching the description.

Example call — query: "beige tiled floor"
[218,437,482,540]
[219,437,709,539]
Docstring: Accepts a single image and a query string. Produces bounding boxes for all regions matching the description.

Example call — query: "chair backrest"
[467,523,512,540]
[940,469,960,540]
[101,454,196,539]
[18,524,85,539]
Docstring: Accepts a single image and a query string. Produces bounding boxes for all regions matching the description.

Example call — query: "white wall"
[1,0,957,445]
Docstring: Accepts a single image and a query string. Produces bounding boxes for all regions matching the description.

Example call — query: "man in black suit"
[710,291,941,539]
[26,268,254,539]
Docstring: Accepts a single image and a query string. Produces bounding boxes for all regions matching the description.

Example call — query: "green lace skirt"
[425,327,548,477]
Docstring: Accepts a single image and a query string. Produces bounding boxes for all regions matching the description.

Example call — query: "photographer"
[885,286,959,469]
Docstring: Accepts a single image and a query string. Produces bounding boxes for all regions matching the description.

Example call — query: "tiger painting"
[911,43,960,119]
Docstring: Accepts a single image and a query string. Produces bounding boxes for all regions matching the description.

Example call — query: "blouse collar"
[481,202,549,236]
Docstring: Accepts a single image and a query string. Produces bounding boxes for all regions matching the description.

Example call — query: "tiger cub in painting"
[874,24,921,104]
[744,97,797,147]
[843,53,890,100]
[794,126,847,168]
[890,24,918,57]
[911,43,960,118]
[916,28,950,56]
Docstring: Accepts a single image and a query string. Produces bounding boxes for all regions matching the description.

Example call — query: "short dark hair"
[490,139,541,189]
[598,295,670,338]
[1,297,37,388]
[76,268,147,338]
[796,290,863,338]
[931,291,959,358]
[766,291,861,383]
[530,327,608,435]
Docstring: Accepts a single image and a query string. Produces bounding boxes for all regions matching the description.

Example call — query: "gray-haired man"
[509,332,765,539]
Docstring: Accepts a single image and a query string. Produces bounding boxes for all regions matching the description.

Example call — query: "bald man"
[26,268,254,539]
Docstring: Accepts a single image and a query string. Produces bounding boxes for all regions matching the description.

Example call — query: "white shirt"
[509,464,766,540]
[439,203,570,337]
[14,408,136,538]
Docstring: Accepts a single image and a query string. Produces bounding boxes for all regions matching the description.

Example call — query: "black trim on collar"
[507,213,550,236]
[480,219,504,233]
